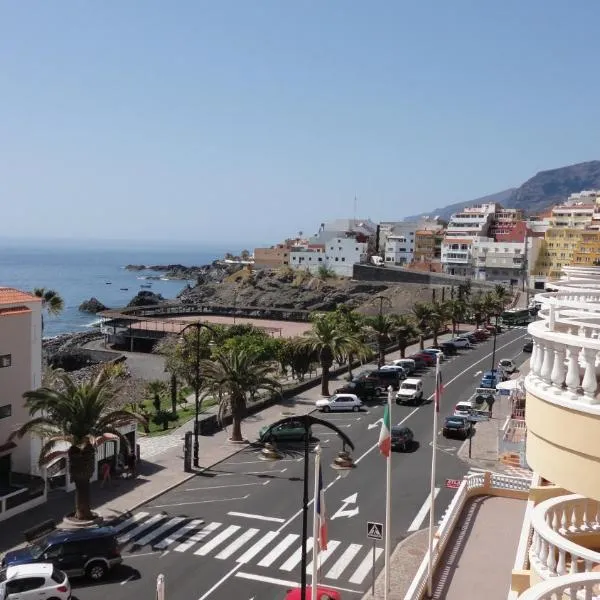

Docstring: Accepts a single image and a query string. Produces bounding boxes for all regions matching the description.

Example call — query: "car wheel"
[86,561,108,581]
[323,406,330,413]
[352,405,359,412]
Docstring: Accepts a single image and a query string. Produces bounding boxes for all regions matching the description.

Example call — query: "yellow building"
[532,228,584,281]
[571,230,600,266]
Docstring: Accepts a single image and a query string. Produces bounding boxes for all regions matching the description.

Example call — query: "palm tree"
[333,306,369,377]
[296,313,360,396]
[494,284,511,309]
[444,299,467,336]
[9,368,145,521]
[392,314,419,358]
[468,293,485,327]
[411,302,433,350]
[365,314,397,368]
[200,348,281,442]
[427,301,448,346]
[482,291,503,324]
[33,288,64,332]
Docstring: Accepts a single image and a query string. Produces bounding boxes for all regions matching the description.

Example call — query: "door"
[8,577,45,600]
[53,540,87,575]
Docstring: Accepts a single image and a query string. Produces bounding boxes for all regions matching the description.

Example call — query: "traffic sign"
[445,478,461,489]
[367,521,383,540]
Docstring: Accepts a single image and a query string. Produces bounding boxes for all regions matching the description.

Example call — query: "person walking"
[100,461,112,488]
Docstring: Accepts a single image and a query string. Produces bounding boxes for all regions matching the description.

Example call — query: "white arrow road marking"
[150,495,250,509]
[473,370,482,377]
[367,418,383,430]
[331,493,359,520]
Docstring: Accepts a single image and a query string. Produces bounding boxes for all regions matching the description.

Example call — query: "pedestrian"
[100,461,112,488]
[127,451,137,477]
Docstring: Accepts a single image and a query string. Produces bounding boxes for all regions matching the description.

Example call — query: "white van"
[390,359,416,374]
[396,378,424,405]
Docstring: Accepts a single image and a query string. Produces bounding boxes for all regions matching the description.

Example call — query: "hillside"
[407,160,600,220]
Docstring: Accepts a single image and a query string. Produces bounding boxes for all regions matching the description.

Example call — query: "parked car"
[449,337,471,349]
[475,328,491,338]
[442,416,473,440]
[407,355,427,369]
[316,393,363,413]
[422,348,445,362]
[485,324,502,334]
[285,586,341,600]
[356,368,405,392]
[1,526,122,581]
[259,419,310,442]
[336,380,378,401]
[466,334,479,344]
[390,358,416,374]
[523,338,533,353]
[391,426,414,451]
[0,564,71,600]
[379,365,408,378]
[498,358,516,374]
[454,402,474,418]
[438,342,458,356]
[412,352,435,366]
[480,370,501,388]
[470,330,488,341]
[396,378,424,405]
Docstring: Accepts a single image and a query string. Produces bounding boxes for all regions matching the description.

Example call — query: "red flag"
[435,370,444,413]
[316,462,327,550]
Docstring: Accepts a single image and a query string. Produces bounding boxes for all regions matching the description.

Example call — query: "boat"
[140,284,152,289]
[105,282,112,285]
[120,288,129,291]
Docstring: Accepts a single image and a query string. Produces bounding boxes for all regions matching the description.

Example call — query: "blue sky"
[2,1,599,246]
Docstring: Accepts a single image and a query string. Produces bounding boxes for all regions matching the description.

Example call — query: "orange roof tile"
[442,238,473,244]
[0,287,40,305]
[0,305,32,317]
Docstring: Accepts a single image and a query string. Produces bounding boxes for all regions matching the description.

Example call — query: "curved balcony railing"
[530,494,600,580]
[518,573,600,600]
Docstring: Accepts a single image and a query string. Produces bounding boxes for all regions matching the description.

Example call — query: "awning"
[496,379,524,391]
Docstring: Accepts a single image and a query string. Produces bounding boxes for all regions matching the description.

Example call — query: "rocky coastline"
[124,261,237,281]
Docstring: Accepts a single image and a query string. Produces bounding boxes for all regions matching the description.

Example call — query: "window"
[341,257,346,262]
[0,405,11,419]
[0,355,10,368]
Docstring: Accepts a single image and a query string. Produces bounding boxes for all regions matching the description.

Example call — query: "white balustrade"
[517,572,600,600]
[529,494,600,582]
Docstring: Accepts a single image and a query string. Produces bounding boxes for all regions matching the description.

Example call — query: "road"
[78,327,529,600]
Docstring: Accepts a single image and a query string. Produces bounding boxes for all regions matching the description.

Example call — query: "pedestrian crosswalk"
[114,511,383,587]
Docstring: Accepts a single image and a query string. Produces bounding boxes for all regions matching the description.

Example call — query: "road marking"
[118,513,165,544]
[407,488,441,532]
[120,574,135,585]
[236,531,279,564]
[194,525,240,556]
[226,458,301,465]
[280,537,314,571]
[349,547,383,584]
[134,516,186,546]
[228,512,285,523]
[331,493,359,520]
[151,494,250,508]
[215,528,259,560]
[367,418,383,430]
[215,469,288,477]
[473,370,482,377]
[325,543,362,580]
[175,522,221,552]
[235,572,363,595]
[184,482,266,492]
[154,519,204,550]
[257,533,299,567]
[198,563,244,600]
[114,511,150,533]
[306,540,341,572]
[121,551,160,558]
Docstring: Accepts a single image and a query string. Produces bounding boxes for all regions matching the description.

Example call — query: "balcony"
[518,574,600,600]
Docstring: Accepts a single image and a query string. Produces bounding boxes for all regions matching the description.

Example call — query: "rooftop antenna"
[353,196,358,225]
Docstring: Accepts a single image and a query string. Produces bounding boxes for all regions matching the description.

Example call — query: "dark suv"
[355,368,404,392]
[1,526,122,581]
[337,379,378,401]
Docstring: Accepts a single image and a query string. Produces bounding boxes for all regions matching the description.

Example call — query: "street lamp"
[372,295,393,368]
[260,415,356,600]
[179,321,217,468]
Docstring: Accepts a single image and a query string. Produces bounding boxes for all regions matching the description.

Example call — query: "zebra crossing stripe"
[349,547,383,585]
[175,522,221,553]
[280,537,314,572]
[236,531,278,564]
[215,528,259,560]
[194,525,240,556]
[154,519,204,550]
[118,513,165,544]
[325,543,362,580]
[135,517,186,547]
[114,512,149,533]
[305,540,341,573]
[257,534,299,567]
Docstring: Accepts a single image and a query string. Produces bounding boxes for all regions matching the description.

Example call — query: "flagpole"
[427,355,441,597]
[384,385,393,599]
[311,447,321,600]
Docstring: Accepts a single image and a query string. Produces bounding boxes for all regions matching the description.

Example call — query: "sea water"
[0,238,227,337]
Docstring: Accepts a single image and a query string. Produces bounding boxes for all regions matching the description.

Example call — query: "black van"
[337,379,378,401]
[355,369,404,392]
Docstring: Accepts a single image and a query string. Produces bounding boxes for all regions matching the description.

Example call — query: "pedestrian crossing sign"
[367,521,383,540]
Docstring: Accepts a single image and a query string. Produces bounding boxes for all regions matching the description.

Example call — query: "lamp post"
[373,295,393,368]
[179,321,217,468]
[489,314,499,376]
[260,415,356,600]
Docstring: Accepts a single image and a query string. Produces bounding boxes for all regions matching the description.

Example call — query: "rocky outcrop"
[127,290,165,307]
[125,261,241,281]
[79,297,108,313]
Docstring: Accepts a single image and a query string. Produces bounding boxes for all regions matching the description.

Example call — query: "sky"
[2,1,600,247]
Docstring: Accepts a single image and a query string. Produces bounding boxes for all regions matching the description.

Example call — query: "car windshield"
[500,360,511,366]
[29,537,48,559]
[392,427,408,436]
[446,418,465,425]
[401,383,417,390]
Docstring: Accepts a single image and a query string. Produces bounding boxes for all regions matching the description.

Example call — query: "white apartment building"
[385,233,414,265]
[381,217,442,264]
[441,238,477,277]
[471,239,526,284]
[0,287,46,521]
[444,203,497,239]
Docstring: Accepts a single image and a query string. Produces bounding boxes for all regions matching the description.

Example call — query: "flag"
[378,403,391,458]
[435,369,444,413]
[316,462,328,551]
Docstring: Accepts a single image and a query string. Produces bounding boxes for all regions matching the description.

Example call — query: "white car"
[450,337,471,348]
[498,358,516,374]
[0,564,71,600]
[395,378,424,405]
[316,393,363,412]
[454,402,474,418]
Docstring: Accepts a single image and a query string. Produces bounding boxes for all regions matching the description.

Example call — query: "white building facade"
[289,236,368,277]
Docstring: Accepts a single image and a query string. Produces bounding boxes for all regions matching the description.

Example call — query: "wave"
[137,276,148,280]
[85,318,103,328]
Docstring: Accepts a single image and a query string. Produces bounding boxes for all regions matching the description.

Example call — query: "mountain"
[406,160,600,221]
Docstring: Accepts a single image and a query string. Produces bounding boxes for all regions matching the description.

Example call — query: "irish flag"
[378,403,391,458]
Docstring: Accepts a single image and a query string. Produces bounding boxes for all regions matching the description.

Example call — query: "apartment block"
[253,243,291,268]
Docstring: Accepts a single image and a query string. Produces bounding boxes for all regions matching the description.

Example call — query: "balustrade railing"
[517,573,600,600]
[529,494,600,580]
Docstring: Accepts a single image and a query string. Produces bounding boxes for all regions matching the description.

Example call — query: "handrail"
[516,572,600,600]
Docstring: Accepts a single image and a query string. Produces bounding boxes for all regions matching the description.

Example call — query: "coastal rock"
[125,264,147,271]
[79,297,108,313]
[127,290,165,307]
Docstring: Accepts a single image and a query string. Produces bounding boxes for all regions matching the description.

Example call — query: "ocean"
[0,239,226,338]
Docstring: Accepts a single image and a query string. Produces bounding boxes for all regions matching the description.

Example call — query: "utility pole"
[523,229,530,307]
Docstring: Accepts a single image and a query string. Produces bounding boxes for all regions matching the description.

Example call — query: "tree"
[365,314,397,367]
[200,348,280,442]
[295,313,360,396]
[411,302,433,350]
[332,306,369,377]
[392,314,419,358]
[427,301,448,346]
[146,380,167,414]
[494,284,511,309]
[481,291,503,324]
[9,368,145,521]
[444,299,467,336]
[33,288,64,332]
[240,249,250,261]
[457,280,472,301]
[468,293,485,327]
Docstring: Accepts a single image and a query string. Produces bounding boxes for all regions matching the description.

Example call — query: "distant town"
[251,189,600,290]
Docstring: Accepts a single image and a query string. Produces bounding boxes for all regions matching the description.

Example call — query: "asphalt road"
[76,327,529,600]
